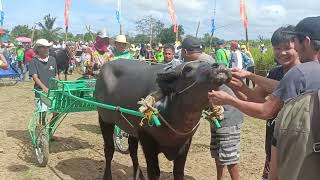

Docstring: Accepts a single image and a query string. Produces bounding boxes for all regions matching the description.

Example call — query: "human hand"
[231,68,252,79]
[228,77,245,90]
[208,90,233,105]
[42,87,49,94]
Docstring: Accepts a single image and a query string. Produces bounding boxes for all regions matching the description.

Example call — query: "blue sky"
[2,0,320,40]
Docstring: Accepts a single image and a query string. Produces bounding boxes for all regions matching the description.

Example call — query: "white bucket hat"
[33,39,52,49]
[114,35,129,44]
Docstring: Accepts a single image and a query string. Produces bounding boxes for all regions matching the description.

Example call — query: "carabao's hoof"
[134,169,145,180]
[103,174,112,180]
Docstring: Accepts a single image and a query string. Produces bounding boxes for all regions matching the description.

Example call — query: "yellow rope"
[203,104,224,123]
[138,95,158,126]
[211,105,224,121]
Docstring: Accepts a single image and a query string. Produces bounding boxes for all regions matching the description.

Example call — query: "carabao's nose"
[211,63,232,84]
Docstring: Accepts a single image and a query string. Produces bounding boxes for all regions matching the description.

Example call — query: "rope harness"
[136,61,225,135]
[202,104,224,124]
[135,61,224,136]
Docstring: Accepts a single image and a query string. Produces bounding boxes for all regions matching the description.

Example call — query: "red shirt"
[24,49,35,62]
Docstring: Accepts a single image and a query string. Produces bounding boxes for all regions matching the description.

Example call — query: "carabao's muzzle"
[210,63,232,85]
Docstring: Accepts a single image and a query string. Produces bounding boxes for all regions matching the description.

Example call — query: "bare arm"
[32,74,48,93]
[269,145,279,180]
[228,77,269,103]
[231,68,280,94]
[0,54,9,69]
[228,95,282,119]
[247,73,280,94]
[208,91,283,120]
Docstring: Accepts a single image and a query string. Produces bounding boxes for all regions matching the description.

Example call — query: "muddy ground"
[0,76,265,180]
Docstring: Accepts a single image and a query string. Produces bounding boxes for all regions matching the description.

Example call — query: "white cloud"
[6,0,320,40]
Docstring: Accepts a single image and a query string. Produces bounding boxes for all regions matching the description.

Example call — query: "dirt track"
[0,77,265,180]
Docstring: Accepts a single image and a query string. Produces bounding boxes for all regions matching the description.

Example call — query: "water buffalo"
[95,59,231,180]
[50,46,75,80]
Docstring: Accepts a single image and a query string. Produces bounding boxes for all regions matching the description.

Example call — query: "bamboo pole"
[245,28,249,50]
[175,25,179,42]
[65,27,68,41]
[31,25,36,43]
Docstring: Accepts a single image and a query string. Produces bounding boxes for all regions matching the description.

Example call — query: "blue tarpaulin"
[0,64,19,78]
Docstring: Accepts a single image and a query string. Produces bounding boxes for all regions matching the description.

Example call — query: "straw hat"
[114,35,129,44]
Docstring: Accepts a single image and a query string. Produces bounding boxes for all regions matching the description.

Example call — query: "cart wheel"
[113,127,129,154]
[34,131,49,167]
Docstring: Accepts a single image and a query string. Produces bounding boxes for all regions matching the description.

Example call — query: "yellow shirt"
[84,51,110,75]
[91,51,110,65]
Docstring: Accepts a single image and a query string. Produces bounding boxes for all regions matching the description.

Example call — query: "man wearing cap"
[180,36,243,180]
[112,35,133,60]
[229,41,245,69]
[85,30,112,77]
[180,36,214,64]
[215,40,230,68]
[240,45,255,87]
[29,39,58,124]
[240,45,253,60]
[29,39,57,93]
[208,16,320,180]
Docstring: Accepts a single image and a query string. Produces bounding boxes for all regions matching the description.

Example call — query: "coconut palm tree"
[37,14,62,42]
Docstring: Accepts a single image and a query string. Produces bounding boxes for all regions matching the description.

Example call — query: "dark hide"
[50,48,73,80]
[95,59,231,180]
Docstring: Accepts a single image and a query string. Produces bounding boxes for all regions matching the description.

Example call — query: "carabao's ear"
[156,68,180,95]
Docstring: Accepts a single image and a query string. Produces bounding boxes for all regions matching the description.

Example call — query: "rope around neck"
[158,113,200,136]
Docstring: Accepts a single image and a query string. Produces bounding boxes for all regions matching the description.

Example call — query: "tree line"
[9,14,224,47]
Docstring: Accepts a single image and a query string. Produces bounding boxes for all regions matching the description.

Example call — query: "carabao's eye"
[211,63,220,69]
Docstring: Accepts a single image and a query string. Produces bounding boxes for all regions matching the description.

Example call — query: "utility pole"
[210,0,217,49]
[195,21,200,38]
[149,22,153,45]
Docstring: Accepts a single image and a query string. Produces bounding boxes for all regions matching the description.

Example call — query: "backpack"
[275,90,320,180]
[241,52,253,69]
